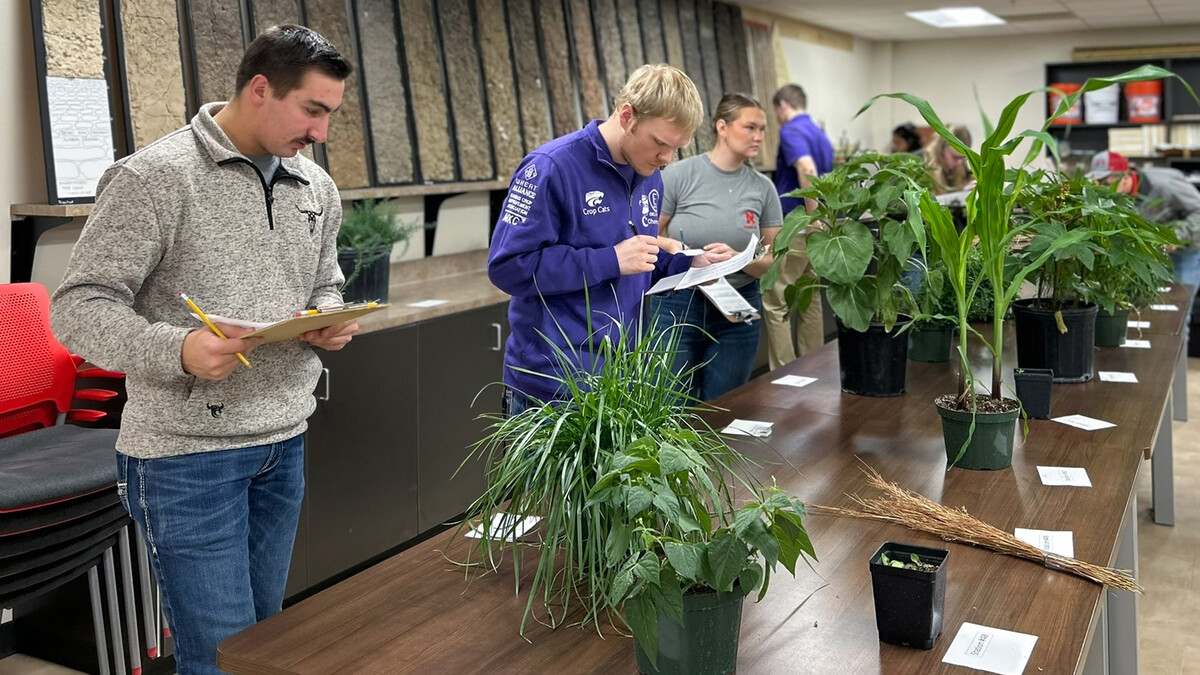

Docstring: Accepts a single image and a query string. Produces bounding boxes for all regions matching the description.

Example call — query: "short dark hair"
[234,25,352,97]
[772,84,807,110]
[892,123,921,152]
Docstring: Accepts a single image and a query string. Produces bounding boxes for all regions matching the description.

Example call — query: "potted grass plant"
[764,151,933,396]
[336,199,415,303]
[859,64,1191,469]
[868,541,949,650]
[456,311,816,675]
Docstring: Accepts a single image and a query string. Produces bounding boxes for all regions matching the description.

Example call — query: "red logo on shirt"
[743,211,758,230]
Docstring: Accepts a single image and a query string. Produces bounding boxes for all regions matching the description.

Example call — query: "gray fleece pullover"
[51,102,344,459]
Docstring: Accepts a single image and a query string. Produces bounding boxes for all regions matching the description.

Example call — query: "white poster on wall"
[45,76,114,201]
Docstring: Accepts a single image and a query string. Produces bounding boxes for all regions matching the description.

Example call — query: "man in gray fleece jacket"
[51,26,357,675]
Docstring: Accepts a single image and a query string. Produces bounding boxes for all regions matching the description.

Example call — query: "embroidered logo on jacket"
[585,190,604,207]
[207,403,224,418]
[297,205,323,234]
[640,189,660,228]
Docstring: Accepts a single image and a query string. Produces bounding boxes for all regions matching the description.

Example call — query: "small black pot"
[836,316,911,396]
[1094,308,1129,347]
[1014,368,1053,419]
[908,322,952,363]
[337,245,392,303]
[869,542,949,650]
[1011,298,1098,383]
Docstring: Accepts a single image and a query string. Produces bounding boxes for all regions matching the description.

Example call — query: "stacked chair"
[0,283,152,675]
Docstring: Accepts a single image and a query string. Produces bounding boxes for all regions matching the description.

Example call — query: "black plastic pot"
[936,400,1020,470]
[836,316,911,396]
[1094,308,1129,347]
[1011,298,1098,383]
[908,322,952,363]
[869,541,949,650]
[337,245,392,303]
[634,586,745,675]
[1014,368,1053,419]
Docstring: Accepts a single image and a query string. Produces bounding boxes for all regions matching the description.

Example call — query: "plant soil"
[935,393,1020,414]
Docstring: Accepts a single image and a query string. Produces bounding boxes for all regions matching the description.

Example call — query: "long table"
[217,292,1189,675]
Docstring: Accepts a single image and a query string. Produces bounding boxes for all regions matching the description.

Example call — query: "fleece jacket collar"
[191,102,313,185]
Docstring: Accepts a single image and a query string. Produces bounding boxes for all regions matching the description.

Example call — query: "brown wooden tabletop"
[218,315,1183,675]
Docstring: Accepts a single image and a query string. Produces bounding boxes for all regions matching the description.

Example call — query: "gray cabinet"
[417,304,508,532]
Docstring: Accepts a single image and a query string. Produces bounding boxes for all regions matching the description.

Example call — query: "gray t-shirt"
[661,154,783,287]
[248,154,280,182]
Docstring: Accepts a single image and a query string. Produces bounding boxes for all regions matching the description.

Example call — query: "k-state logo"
[585,190,604,207]
[524,164,538,180]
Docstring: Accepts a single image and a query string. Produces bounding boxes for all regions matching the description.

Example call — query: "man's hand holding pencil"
[181,324,264,381]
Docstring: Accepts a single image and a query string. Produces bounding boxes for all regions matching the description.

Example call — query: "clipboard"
[196,303,388,344]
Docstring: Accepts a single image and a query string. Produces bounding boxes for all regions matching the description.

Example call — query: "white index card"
[407,299,449,308]
[1052,415,1116,431]
[772,375,817,388]
[1150,304,1179,311]
[1127,320,1150,329]
[1014,528,1075,558]
[721,419,773,437]
[1121,339,1152,349]
[1098,371,1139,383]
[1036,466,1092,487]
[942,622,1039,675]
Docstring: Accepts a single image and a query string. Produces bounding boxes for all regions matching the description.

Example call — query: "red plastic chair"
[0,284,77,434]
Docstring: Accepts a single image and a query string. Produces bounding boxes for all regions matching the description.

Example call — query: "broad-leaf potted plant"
[868,541,949,650]
[859,64,1188,469]
[764,151,933,396]
[908,257,956,363]
[336,198,415,303]
[456,312,816,675]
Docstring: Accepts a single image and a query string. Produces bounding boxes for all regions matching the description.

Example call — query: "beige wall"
[2,1,51,284]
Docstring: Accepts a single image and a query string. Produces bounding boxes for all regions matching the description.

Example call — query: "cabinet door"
[417,304,507,533]
[306,325,420,586]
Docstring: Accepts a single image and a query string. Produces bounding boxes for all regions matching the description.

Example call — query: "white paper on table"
[1052,414,1116,431]
[772,375,817,388]
[942,622,1039,675]
[1098,371,1139,383]
[1122,339,1152,349]
[1014,528,1075,558]
[408,299,449,308]
[1150,304,1179,311]
[1158,286,1172,292]
[697,277,760,322]
[722,419,773,437]
[1127,320,1151,329]
[464,513,541,541]
[1036,466,1093,487]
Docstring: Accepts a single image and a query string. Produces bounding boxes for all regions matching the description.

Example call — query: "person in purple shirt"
[488,64,732,415]
[765,83,835,369]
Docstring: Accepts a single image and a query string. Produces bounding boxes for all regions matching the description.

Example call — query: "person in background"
[925,124,974,195]
[488,64,732,416]
[1089,150,1200,290]
[50,26,357,675]
[653,93,782,401]
[766,83,835,370]
[892,122,923,155]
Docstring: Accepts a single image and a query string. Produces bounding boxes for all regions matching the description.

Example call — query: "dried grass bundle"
[809,465,1141,593]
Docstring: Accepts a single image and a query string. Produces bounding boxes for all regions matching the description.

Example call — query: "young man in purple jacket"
[488,64,731,413]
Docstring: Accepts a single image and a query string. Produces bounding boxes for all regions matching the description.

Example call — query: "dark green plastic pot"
[634,586,745,675]
[936,400,1020,470]
[908,322,952,363]
[1095,308,1129,347]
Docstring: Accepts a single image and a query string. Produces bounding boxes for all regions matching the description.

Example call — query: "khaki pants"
[763,247,824,370]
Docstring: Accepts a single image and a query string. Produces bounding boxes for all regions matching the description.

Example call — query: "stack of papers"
[721,419,773,437]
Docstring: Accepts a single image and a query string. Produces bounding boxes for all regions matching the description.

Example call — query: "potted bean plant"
[869,541,949,650]
[457,312,817,675]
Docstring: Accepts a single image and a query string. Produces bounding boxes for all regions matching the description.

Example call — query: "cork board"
[567,0,606,120]
[187,0,244,105]
[638,0,666,65]
[660,0,685,70]
[358,0,415,184]
[616,0,644,74]
[476,0,524,177]
[506,0,551,152]
[439,0,494,180]
[591,0,626,107]
[536,0,580,137]
[305,0,370,187]
[697,0,722,106]
[399,0,454,181]
[117,0,187,150]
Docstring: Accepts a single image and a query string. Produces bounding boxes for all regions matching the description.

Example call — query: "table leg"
[1083,599,1108,675]
[1105,494,1138,674]
[1173,341,1187,422]
[1152,392,1175,526]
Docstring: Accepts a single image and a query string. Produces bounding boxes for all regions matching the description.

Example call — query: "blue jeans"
[117,436,305,675]
[650,283,763,401]
[502,387,535,418]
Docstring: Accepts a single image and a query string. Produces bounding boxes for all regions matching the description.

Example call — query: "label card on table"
[772,375,817,388]
[408,299,449,308]
[942,622,1039,675]
[722,419,774,437]
[1036,466,1093,487]
[1052,414,1116,431]
[1158,286,1172,292]
[465,513,541,541]
[1128,320,1150,329]
[1098,371,1139,383]
[1014,528,1075,558]
[1122,339,1152,349]
[1150,304,1179,311]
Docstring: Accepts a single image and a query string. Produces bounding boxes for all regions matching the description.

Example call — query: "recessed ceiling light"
[907,6,1007,28]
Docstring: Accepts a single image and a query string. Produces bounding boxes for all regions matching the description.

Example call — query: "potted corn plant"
[859,64,1189,469]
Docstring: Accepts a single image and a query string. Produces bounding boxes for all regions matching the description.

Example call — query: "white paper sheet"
[1127,320,1150,329]
[721,419,774,437]
[195,313,274,330]
[680,248,707,257]
[464,513,541,541]
[666,235,758,291]
[1014,528,1075,558]
[1052,414,1116,431]
[772,375,817,388]
[1036,466,1093,487]
[942,622,1039,675]
[408,299,449,308]
[697,276,760,321]
[1122,339,1152,349]
[1158,286,1172,292]
[1150,304,1179,311]
[1098,371,1139,383]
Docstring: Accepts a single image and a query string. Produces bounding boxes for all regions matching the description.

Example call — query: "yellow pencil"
[177,292,252,368]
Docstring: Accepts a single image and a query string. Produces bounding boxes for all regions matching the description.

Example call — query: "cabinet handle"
[317,368,331,401]
[490,323,502,351]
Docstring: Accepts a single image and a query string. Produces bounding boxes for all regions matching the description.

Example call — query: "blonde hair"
[613,64,704,138]
[926,124,973,195]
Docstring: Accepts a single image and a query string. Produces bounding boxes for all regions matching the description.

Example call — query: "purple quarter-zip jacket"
[488,120,691,402]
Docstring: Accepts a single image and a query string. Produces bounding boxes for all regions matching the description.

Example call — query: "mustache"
[293,137,317,146]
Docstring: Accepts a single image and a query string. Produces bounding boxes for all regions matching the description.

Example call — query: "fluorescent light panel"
[907,6,1007,28]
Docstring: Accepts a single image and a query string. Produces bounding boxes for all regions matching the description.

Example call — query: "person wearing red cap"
[1089,150,1200,291]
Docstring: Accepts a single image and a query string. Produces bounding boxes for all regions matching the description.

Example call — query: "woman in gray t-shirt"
[652,93,783,401]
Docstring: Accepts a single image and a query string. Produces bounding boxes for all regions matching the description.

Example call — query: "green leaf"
[625,593,659,669]
[738,515,781,568]
[663,542,705,580]
[610,566,634,604]
[605,524,631,561]
[738,562,764,596]
[632,553,662,585]
[827,277,876,332]
[658,443,693,475]
[651,482,683,524]
[808,220,874,285]
[626,486,654,515]
[652,564,685,625]
[706,532,750,592]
